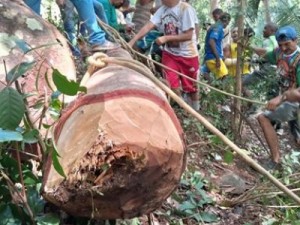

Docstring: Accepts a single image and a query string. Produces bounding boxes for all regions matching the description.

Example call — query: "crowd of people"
[23,0,300,170]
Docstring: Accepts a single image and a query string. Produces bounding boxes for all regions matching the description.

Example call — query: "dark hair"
[220,12,231,22]
[265,22,278,33]
[212,8,223,16]
[244,27,255,38]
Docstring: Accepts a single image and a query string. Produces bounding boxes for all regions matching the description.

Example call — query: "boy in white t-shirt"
[129,0,200,110]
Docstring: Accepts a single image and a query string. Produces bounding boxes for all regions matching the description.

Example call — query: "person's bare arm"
[250,46,267,56]
[56,0,65,6]
[283,88,300,102]
[223,44,237,66]
[156,28,193,45]
[195,24,200,40]
[208,38,220,68]
[128,21,155,47]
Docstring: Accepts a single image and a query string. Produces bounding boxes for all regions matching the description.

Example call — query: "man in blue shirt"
[24,0,120,53]
[204,13,231,79]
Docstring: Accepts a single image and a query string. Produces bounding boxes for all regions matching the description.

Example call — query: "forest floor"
[69,57,300,225]
[140,100,300,225]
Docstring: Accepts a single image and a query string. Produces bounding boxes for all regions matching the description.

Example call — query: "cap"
[275,26,298,42]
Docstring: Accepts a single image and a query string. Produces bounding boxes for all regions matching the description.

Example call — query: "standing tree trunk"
[233,0,245,140]
[210,0,219,16]
[262,0,271,23]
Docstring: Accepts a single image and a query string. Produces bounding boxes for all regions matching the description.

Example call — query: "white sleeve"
[181,6,196,32]
[150,6,164,27]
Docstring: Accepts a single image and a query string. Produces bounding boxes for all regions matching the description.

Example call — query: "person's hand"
[216,58,221,69]
[128,40,135,48]
[266,95,282,111]
[156,36,168,46]
[125,24,134,33]
[284,88,300,102]
[56,0,65,6]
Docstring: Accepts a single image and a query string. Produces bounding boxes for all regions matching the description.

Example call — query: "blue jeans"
[69,0,106,46]
[24,0,41,15]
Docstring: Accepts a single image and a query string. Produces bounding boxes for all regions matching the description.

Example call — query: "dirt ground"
[68,55,299,225]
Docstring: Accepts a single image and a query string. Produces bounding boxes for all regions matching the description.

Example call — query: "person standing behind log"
[24,0,120,53]
[128,0,200,110]
[97,0,124,31]
[132,0,154,33]
[204,13,231,79]
[56,0,109,57]
[223,27,253,77]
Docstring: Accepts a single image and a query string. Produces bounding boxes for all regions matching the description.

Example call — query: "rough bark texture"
[42,49,187,219]
[0,0,76,126]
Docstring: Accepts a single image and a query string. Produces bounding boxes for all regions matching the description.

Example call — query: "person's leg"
[257,114,280,163]
[69,0,105,45]
[69,0,119,51]
[58,0,81,56]
[161,51,181,98]
[93,0,108,24]
[24,0,41,15]
[180,55,200,110]
[242,70,262,86]
[205,59,228,80]
[258,102,299,163]
[289,120,300,144]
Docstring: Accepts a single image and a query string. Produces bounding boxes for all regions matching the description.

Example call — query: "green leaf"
[23,129,39,144]
[224,150,234,164]
[0,128,23,142]
[51,147,66,178]
[6,61,36,84]
[52,69,84,96]
[179,201,196,211]
[0,205,22,225]
[78,86,87,93]
[26,187,45,214]
[36,214,60,225]
[0,87,25,130]
[199,212,218,222]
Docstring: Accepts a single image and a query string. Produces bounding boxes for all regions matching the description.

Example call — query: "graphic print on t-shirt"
[162,14,180,48]
[277,59,294,90]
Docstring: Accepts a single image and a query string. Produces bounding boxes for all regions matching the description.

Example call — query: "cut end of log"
[42,55,186,219]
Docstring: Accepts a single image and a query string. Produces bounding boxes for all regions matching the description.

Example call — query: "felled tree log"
[0,0,76,121]
[0,0,76,160]
[42,49,187,219]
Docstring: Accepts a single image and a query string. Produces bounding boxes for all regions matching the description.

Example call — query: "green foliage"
[0,35,87,223]
[0,87,25,130]
[50,144,66,178]
[6,61,36,85]
[52,69,87,96]
[174,171,218,223]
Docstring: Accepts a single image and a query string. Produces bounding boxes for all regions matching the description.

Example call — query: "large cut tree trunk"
[42,49,187,219]
[0,0,76,160]
[0,0,77,127]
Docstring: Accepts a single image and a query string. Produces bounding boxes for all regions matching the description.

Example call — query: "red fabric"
[162,50,199,92]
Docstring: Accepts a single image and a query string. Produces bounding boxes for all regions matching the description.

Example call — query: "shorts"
[264,101,299,123]
[205,59,228,79]
[162,51,199,93]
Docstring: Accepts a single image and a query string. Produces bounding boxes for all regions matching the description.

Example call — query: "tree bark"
[262,0,271,23]
[233,0,245,139]
[210,0,219,16]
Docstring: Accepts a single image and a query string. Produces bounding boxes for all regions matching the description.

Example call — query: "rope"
[85,53,300,205]
[96,18,265,106]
